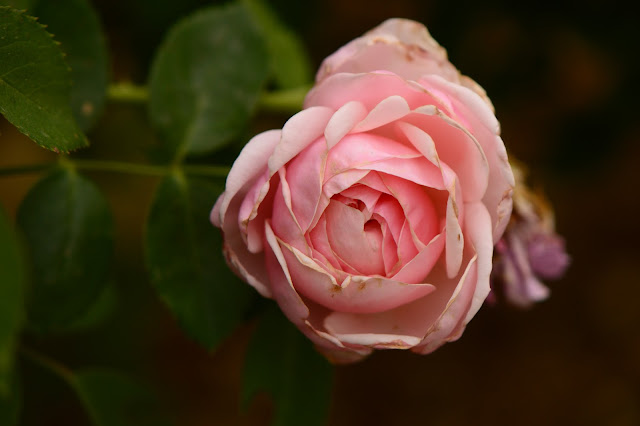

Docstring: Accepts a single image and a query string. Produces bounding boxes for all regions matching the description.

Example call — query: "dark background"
[1,0,639,424]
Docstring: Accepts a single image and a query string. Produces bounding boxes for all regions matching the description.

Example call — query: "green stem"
[0,160,230,178]
[20,346,76,386]
[106,82,310,113]
[258,85,310,113]
[107,82,149,103]
[0,163,52,177]
[183,164,231,177]
[71,159,168,176]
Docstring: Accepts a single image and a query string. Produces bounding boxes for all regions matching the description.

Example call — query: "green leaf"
[242,0,312,89]
[145,172,254,349]
[0,7,87,152]
[63,283,118,333]
[30,0,109,131]
[0,371,21,426]
[0,0,32,9]
[149,3,269,159]
[243,305,333,426]
[17,168,114,332]
[73,369,171,426]
[0,207,25,397]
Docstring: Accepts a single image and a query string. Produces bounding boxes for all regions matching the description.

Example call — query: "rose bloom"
[212,19,514,363]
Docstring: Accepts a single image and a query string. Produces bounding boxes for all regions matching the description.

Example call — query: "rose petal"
[412,254,478,354]
[420,74,514,241]
[268,106,334,176]
[392,232,445,283]
[305,71,434,112]
[400,108,489,203]
[264,221,361,357]
[280,239,436,314]
[324,200,385,276]
[378,173,440,247]
[352,95,411,132]
[315,18,460,84]
[212,129,281,227]
[445,194,464,278]
[325,133,420,180]
[324,101,369,148]
[461,202,493,322]
[271,171,309,255]
[283,137,327,231]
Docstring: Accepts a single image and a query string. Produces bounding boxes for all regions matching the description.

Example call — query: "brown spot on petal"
[358,282,366,291]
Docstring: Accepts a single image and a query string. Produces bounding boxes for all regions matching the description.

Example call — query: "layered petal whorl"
[212,19,514,363]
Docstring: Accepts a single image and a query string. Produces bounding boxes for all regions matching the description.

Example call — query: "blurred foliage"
[0,0,638,425]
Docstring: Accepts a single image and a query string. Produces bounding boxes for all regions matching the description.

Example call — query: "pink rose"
[212,19,514,363]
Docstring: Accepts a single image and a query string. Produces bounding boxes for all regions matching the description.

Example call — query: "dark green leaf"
[149,3,269,159]
[0,7,87,152]
[17,168,113,332]
[242,0,312,89]
[63,283,118,333]
[243,305,333,426]
[30,0,109,131]
[0,0,32,9]
[73,369,171,426]
[0,371,21,426]
[0,207,25,397]
[145,172,253,349]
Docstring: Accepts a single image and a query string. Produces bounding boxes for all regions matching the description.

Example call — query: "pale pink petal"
[325,133,420,180]
[392,232,445,283]
[308,215,354,274]
[279,241,436,314]
[305,72,434,112]
[396,219,419,264]
[378,173,440,247]
[315,18,460,84]
[264,221,357,358]
[380,220,399,274]
[353,156,444,191]
[218,193,272,297]
[462,202,494,322]
[339,184,382,213]
[212,129,281,227]
[237,170,271,253]
[352,95,410,132]
[400,107,489,203]
[395,121,439,166]
[324,200,385,276]
[445,194,464,278]
[412,255,479,354]
[324,101,368,148]
[283,137,327,231]
[309,169,370,231]
[268,107,334,176]
[270,174,309,255]
[420,74,514,241]
[370,194,404,244]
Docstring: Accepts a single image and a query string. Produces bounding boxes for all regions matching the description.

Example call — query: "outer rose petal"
[316,18,460,85]
[316,18,494,109]
[419,74,514,241]
[264,221,370,362]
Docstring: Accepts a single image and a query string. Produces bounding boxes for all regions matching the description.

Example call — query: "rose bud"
[491,164,570,307]
[212,19,515,363]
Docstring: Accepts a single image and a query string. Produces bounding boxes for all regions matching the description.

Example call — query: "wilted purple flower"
[491,164,569,307]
